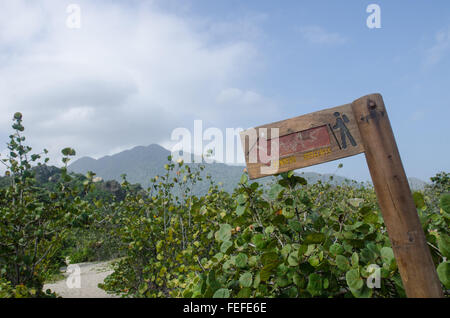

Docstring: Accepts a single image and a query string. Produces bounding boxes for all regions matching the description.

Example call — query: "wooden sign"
[240,94,444,298]
[240,103,364,180]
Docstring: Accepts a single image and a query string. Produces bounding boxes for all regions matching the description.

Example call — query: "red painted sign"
[257,125,331,164]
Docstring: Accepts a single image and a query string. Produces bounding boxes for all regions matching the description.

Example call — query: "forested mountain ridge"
[0,164,143,202]
[68,144,428,192]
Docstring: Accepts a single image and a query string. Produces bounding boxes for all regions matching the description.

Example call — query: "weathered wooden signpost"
[240,93,444,298]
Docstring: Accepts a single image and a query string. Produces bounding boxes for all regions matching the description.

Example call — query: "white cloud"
[216,88,266,105]
[424,26,450,67]
[0,0,273,167]
[298,25,347,45]
[0,1,46,47]
[204,13,268,43]
[215,87,276,124]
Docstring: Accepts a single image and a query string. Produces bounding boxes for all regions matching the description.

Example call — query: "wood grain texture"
[351,93,444,298]
[240,103,364,179]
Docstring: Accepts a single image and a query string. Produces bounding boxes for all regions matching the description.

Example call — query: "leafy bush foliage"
[0,113,91,296]
[100,164,449,298]
[1,113,448,298]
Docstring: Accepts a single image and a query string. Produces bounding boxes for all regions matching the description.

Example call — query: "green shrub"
[0,113,89,296]
[100,166,449,298]
[1,112,447,298]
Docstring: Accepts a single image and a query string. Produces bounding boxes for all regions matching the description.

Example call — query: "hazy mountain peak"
[74,156,97,162]
[68,143,428,193]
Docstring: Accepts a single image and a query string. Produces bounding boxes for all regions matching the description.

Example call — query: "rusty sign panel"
[240,103,364,179]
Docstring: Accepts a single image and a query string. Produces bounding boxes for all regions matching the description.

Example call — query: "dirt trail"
[43,261,118,298]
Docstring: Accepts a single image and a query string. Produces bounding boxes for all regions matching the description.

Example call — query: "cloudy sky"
[1,0,449,182]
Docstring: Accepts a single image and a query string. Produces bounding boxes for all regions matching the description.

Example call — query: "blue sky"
[161,0,450,181]
[0,1,449,182]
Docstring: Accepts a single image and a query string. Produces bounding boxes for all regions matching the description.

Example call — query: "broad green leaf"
[306,273,322,297]
[293,272,304,288]
[268,184,284,200]
[260,262,278,281]
[440,193,450,213]
[359,205,372,215]
[237,287,251,298]
[236,253,248,268]
[437,234,450,258]
[213,288,230,298]
[222,260,233,272]
[216,224,232,242]
[380,247,394,264]
[412,192,425,209]
[251,234,265,250]
[281,244,292,259]
[248,256,258,267]
[288,252,300,267]
[264,226,275,235]
[303,233,326,244]
[349,198,364,207]
[367,242,379,255]
[261,252,278,265]
[236,194,246,205]
[308,256,320,267]
[363,213,379,224]
[239,272,253,288]
[220,240,233,254]
[350,285,373,298]
[346,269,363,290]
[336,255,350,271]
[236,204,246,216]
[279,275,292,288]
[351,252,359,268]
[436,261,450,289]
[281,207,295,219]
[253,272,261,288]
[360,248,376,263]
[288,220,303,232]
[329,243,344,256]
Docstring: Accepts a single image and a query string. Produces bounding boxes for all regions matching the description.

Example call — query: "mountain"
[69,144,170,186]
[68,144,427,194]
[69,144,248,194]
[408,177,429,191]
[68,144,358,193]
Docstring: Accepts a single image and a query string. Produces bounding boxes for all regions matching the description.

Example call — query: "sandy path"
[43,261,119,298]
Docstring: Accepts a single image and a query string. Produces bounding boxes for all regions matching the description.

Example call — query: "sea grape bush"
[0,113,448,298]
[99,158,235,297]
[100,164,449,298]
[0,113,94,297]
[179,173,399,298]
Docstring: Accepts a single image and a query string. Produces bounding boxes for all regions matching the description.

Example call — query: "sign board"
[240,103,364,180]
[239,94,444,298]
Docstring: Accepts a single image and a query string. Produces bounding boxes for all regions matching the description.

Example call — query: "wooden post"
[351,93,444,298]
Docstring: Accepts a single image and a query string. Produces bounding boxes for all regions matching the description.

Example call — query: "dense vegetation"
[0,113,449,298]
